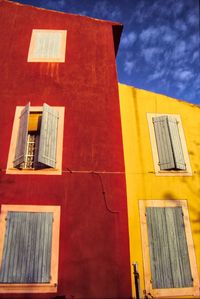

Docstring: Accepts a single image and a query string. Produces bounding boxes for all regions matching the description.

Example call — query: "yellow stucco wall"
[118,83,200,298]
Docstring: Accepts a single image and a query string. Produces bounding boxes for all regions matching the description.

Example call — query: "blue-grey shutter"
[153,116,185,170]
[153,116,175,170]
[0,211,53,283]
[13,103,30,167]
[146,207,193,289]
[167,116,186,170]
[38,103,59,168]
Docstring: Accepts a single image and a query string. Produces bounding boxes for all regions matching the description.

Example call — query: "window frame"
[139,200,199,297]
[147,113,192,176]
[0,205,60,294]
[6,105,65,175]
[27,29,67,63]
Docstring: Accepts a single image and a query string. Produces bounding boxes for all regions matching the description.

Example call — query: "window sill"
[0,283,57,293]
[155,170,192,176]
[6,168,62,175]
[148,286,199,298]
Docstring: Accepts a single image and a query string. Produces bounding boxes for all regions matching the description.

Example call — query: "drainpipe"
[133,262,141,299]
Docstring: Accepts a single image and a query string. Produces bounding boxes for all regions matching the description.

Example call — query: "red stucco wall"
[0,1,131,298]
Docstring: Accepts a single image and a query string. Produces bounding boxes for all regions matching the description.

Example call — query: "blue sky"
[10,0,200,104]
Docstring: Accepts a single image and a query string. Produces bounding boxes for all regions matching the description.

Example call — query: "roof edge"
[2,0,122,26]
[118,82,200,108]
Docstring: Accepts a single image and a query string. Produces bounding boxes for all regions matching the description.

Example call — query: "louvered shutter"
[146,207,193,289]
[167,116,186,170]
[153,116,175,169]
[153,116,186,170]
[0,211,53,283]
[13,103,30,167]
[38,103,59,168]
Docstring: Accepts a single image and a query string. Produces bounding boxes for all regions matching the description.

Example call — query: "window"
[27,29,67,63]
[7,103,65,175]
[0,205,60,293]
[147,114,192,176]
[139,200,199,297]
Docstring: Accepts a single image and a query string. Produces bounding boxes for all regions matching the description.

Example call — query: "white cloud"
[140,25,177,44]
[188,34,198,50]
[160,26,177,43]
[172,41,186,59]
[124,59,135,75]
[130,0,185,25]
[192,74,200,93]
[174,69,194,81]
[174,20,187,32]
[121,32,137,48]
[187,12,199,26]
[192,51,199,63]
[129,1,146,24]
[45,0,65,10]
[93,1,121,20]
[149,69,165,81]
[141,47,162,63]
[176,82,186,92]
[140,27,160,43]
[173,2,184,16]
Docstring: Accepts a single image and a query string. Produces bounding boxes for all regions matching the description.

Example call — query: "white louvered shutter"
[167,116,186,170]
[38,103,59,168]
[153,116,175,170]
[13,103,30,167]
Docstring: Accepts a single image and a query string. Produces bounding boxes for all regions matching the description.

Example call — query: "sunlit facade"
[0,0,199,298]
[119,83,200,298]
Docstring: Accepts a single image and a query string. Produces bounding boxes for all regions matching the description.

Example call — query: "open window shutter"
[146,207,193,289]
[153,116,175,170]
[13,103,30,167]
[167,116,186,170]
[0,211,53,283]
[38,103,59,168]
